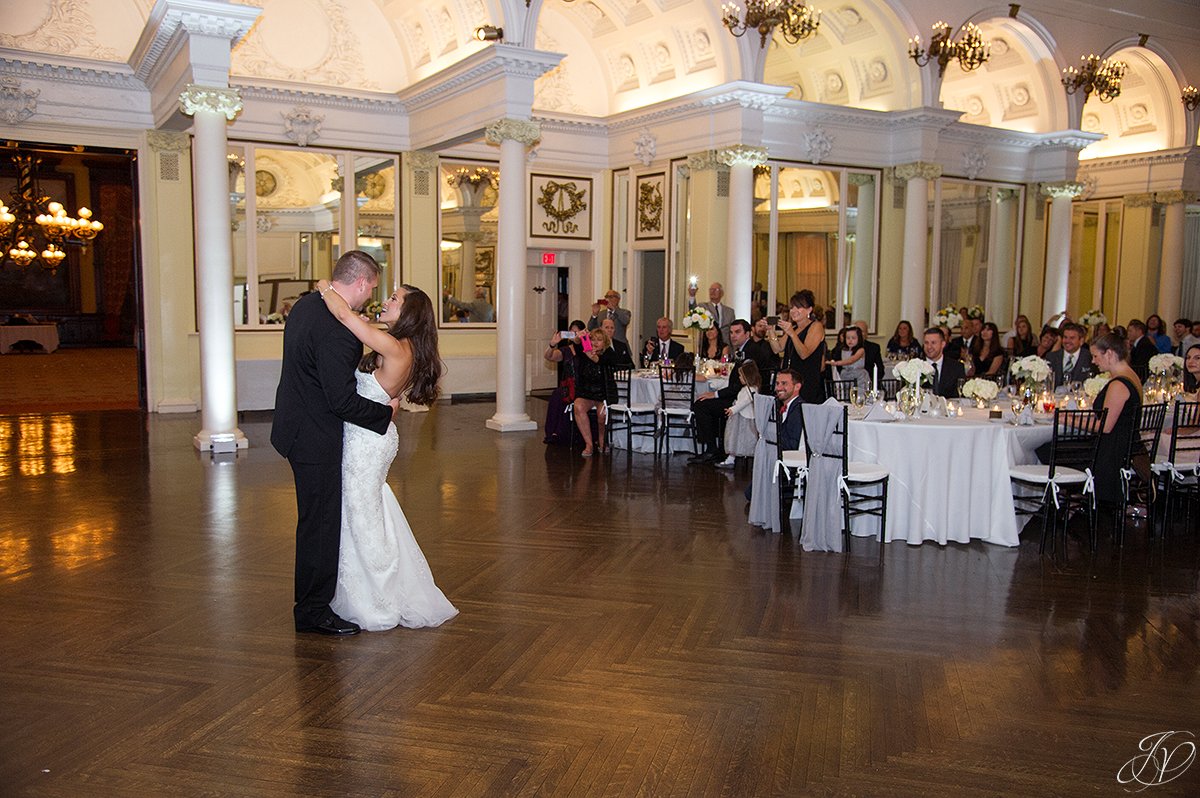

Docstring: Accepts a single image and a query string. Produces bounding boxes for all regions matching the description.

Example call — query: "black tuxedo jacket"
[862,340,884,381]
[717,340,777,400]
[642,339,685,367]
[271,292,392,464]
[1047,347,1095,386]
[947,335,976,361]
[777,397,805,451]
[608,339,635,370]
[927,357,966,398]
[1130,336,1158,369]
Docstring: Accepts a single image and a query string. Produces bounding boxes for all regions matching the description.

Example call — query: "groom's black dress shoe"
[296,614,361,636]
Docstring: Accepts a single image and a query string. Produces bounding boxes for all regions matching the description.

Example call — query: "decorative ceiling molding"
[397,44,563,114]
[131,0,262,85]
[0,0,121,62]
[0,54,142,90]
[282,106,323,146]
[234,82,404,111]
[0,78,40,125]
[608,82,792,132]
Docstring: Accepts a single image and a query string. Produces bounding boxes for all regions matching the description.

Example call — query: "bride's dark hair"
[358,284,443,405]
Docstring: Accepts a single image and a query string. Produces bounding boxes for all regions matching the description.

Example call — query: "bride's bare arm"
[316,280,401,359]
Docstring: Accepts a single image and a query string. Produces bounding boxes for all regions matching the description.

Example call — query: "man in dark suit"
[587,289,631,345]
[853,319,884,387]
[1127,319,1158,371]
[641,316,684,366]
[271,251,396,636]
[947,316,980,362]
[600,317,634,368]
[1046,323,1095,386]
[690,319,775,465]
[775,368,805,452]
[923,326,966,398]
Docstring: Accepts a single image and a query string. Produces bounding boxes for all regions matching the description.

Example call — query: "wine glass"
[849,385,860,407]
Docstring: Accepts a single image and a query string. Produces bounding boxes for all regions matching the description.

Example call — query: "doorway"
[526,264,561,391]
[637,249,666,348]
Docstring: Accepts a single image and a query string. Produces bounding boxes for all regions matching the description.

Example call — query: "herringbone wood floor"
[1,403,1198,797]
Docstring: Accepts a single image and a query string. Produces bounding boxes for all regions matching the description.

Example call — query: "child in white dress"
[716,360,763,468]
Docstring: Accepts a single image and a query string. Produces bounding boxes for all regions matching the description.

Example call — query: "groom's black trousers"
[289,459,343,627]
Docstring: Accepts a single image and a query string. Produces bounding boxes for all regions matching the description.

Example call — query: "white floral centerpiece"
[1080,308,1108,327]
[1083,373,1110,399]
[1010,355,1051,384]
[266,312,285,324]
[895,358,935,386]
[961,378,999,407]
[932,305,963,330]
[965,304,986,321]
[1149,353,1184,376]
[682,306,714,330]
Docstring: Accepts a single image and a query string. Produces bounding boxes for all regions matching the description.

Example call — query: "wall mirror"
[439,159,498,326]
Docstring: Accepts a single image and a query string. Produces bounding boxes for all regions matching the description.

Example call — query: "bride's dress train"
[331,370,458,631]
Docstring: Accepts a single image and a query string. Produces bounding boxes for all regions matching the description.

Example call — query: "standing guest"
[443,286,495,323]
[829,326,868,392]
[573,328,621,457]
[1172,318,1198,356]
[853,319,884,383]
[1146,314,1173,353]
[975,322,1008,378]
[601,317,634,368]
[587,290,630,344]
[1036,326,1061,358]
[1046,323,1095,387]
[687,281,736,341]
[1185,344,1200,394]
[698,324,729,361]
[1089,333,1144,507]
[642,317,684,366]
[690,320,772,465]
[769,289,827,403]
[1007,315,1038,358]
[715,359,764,469]
[542,321,587,446]
[748,316,778,375]
[1126,320,1158,370]
[887,320,923,359]
[922,327,965,398]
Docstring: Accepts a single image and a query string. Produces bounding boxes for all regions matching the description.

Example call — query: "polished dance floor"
[1,404,1198,796]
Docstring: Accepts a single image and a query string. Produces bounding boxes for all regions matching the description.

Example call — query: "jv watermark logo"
[1117,731,1196,792]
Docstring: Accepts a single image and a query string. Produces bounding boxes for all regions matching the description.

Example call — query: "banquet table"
[0,324,59,354]
[610,371,724,453]
[844,406,1054,546]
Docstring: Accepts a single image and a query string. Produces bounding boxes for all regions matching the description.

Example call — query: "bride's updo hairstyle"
[358,285,444,405]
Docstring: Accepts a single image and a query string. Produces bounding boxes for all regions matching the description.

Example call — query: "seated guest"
[774,369,805,451]
[853,319,884,382]
[829,326,868,392]
[1173,318,1198,356]
[947,316,980,363]
[922,327,965,398]
[541,320,587,446]
[1185,344,1200,394]
[1007,315,1038,358]
[975,322,1008,378]
[1089,332,1144,507]
[886,320,923,359]
[1036,326,1061,358]
[1127,320,1158,370]
[600,317,634,369]
[748,317,777,369]
[573,328,622,457]
[715,360,764,469]
[641,317,684,366]
[690,320,773,465]
[698,324,729,361]
[1146,314,1173,353]
[1046,322,1094,387]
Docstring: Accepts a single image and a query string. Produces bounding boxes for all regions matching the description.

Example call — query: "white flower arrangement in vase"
[895,358,935,386]
[961,378,999,407]
[1083,373,1110,399]
[1009,355,1051,384]
[1080,309,1108,327]
[965,304,986,321]
[682,307,713,330]
[931,305,963,330]
[1149,353,1184,375]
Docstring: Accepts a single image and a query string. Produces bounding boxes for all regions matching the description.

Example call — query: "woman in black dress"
[1089,332,1143,504]
[1185,343,1200,394]
[573,328,621,456]
[1008,315,1037,358]
[886,320,923,359]
[768,289,826,403]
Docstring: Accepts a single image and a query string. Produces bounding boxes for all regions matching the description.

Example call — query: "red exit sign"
[541,252,557,265]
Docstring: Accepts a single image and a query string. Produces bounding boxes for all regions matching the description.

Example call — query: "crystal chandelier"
[721,1,821,49]
[1062,54,1127,103]
[0,152,103,271]
[908,21,990,78]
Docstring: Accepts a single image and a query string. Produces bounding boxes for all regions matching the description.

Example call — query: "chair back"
[1046,408,1106,478]
[879,377,900,401]
[611,367,633,406]
[824,378,857,402]
[1133,402,1168,463]
[1167,401,1200,466]
[801,401,849,478]
[658,364,695,408]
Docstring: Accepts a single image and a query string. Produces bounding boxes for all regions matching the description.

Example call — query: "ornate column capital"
[408,150,439,170]
[894,161,942,182]
[848,173,876,187]
[686,151,728,172]
[1123,192,1157,208]
[1040,181,1084,200]
[1156,190,1197,206]
[485,118,541,147]
[718,145,768,169]
[991,187,1018,203]
[179,84,242,121]
[146,130,191,152]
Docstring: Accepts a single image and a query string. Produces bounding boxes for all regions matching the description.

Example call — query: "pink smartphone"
[581,334,593,353]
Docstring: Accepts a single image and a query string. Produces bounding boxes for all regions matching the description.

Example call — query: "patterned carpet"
[0,347,140,413]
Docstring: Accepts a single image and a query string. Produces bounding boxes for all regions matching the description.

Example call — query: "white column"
[180,84,247,451]
[1156,190,1195,326]
[718,145,768,320]
[1040,181,1083,326]
[896,162,941,328]
[849,174,876,320]
[987,188,1016,326]
[485,118,541,433]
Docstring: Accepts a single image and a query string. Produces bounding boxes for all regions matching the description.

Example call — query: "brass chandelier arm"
[908,21,990,78]
[721,1,821,49]
[1062,54,1128,103]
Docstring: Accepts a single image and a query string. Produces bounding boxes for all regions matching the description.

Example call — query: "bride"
[316,278,458,631]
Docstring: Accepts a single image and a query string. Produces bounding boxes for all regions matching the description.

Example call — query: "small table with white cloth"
[610,371,725,453]
[0,324,60,354]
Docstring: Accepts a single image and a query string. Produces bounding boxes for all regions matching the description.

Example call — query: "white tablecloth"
[845,407,1053,546]
[0,324,59,354]
[611,373,720,453]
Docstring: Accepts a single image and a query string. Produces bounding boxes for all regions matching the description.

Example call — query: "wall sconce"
[908,21,990,78]
[472,25,503,42]
[1183,85,1200,111]
[1062,54,1127,103]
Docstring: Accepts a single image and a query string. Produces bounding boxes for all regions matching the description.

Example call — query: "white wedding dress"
[330,370,458,631]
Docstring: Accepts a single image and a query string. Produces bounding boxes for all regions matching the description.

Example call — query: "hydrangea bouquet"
[682,307,714,330]
[932,305,963,330]
[1010,354,1051,384]
[961,378,999,406]
[1149,353,1184,376]
[895,358,935,386]
[1083,373,1110,399]
[1080,309,1108,327]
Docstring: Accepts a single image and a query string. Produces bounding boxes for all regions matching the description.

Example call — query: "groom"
[272,250,397,635]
